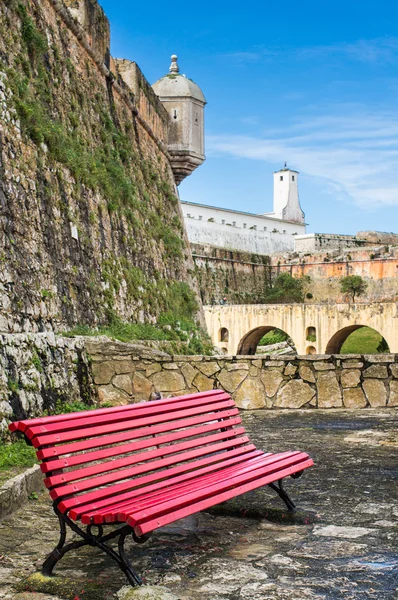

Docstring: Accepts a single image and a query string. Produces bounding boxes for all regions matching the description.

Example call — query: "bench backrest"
[9,390,255,515]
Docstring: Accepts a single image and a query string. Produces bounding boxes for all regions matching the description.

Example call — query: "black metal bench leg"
[268,479,296,512]
[42,506,144,587]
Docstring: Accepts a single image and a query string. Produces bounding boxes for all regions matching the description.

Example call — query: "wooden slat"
[49,436,251,499]
[78,449,265,524]
[65,445,258,519]
[36,408,242,462]
[115,451,299,520]
[132,458,314,535]
[44,427,246,487]
[31,399,235,448]
[9,390,226,433]
[40,414,242,472]
[25,394,231,441]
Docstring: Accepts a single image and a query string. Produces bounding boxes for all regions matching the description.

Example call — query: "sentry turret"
[153,55,206,185]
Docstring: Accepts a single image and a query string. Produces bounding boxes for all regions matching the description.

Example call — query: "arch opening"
[325,325,390,354]
[219,327,229,342]
[237,326,296,356]
[306,346,316,355]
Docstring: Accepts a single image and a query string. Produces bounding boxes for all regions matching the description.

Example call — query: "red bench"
[9,390,313,586]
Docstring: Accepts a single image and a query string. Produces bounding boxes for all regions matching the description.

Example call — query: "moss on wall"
[0,0,199,332]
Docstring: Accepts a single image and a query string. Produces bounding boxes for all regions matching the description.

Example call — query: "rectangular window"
[198,215,202,221]
[292,175,295,181]
[280,175,283,181]
[243,223,247,229]
[232,221,236,227]
[222,219,225,225]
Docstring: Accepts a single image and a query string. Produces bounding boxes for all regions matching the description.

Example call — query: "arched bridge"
[204,302,398,355]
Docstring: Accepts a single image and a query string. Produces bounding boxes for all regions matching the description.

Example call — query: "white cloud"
[207,109,398,209]
[222,37,398,66]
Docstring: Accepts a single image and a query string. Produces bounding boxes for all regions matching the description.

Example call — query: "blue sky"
[101,0,398,234]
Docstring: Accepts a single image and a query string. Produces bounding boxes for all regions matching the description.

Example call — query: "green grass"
[341,327,389,354]
[0,439,37,485]
[259,329,289,346]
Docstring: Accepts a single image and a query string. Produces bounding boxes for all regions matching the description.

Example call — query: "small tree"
[340,275,368,302]
[264,273,307,303]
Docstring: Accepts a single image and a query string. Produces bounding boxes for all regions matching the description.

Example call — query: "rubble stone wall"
[87,339,398,411]
[4,335,398,442]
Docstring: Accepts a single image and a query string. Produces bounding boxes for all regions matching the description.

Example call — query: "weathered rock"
[114,360,134,374]
[132,372,153,399]
[317,371,342,408]
[314,361,336,371]
[112,374,132,395]
[151,371,185,393]
[97,384,130,405]
[226,362,249,371]
[390,364,398,378]
[362,365,388,378]
[261,369,284,397]
[284,363,297,376]
[340,370,361,388]
[234,377,266,410]
[117,585,179,600]
[163,363,179,370]
[193,372,214,392]
[181,363,198,387]
[274,380,315,408]
[299,365,316,383]
[388,380,398,406]
[341,360,364,369]
[145,363,162,377]
[197,361,220,377]
[91,361,115,385]
[217,369,248,393]
[362,379,387,407]
[343,388,367,408]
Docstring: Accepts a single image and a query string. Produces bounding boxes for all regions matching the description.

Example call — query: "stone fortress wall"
[0,0,199,334]
[191,241,398,305]
[1,334,397,441]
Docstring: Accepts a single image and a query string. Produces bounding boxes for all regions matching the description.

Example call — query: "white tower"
[273,164,305,224]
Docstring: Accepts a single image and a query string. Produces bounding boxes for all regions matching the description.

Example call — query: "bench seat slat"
[40,414,242,472]
[113,451,300,520]
[123,452,309,525]
[44,426,247,487]
[9,390,226,433]
[63,445,258,517]
[30,399,236,447]
[26,393,231,438]
[100,453,281,524]
[78,450,265,524]
[133,458,314,536]
[49,436,252,499]
[37,408,240,461]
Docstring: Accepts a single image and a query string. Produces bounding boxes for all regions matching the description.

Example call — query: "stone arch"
[237,326,296,355]
[325,325,390,354]
[219,327,229,342]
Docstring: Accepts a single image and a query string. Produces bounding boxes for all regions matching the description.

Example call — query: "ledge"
[0,465,43,522]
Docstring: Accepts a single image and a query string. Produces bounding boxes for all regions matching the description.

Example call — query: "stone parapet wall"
[3,335,397,443]
[87,339,398,411]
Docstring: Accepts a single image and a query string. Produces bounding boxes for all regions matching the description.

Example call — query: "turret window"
[292,175,295,181]
[173,109,178,120]
[280,176,283,181]
[194,112,199,125]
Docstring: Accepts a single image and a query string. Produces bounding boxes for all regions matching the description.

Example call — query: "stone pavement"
[0,408,397,600]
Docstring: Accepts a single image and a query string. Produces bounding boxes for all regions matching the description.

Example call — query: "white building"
[181,165,306,255]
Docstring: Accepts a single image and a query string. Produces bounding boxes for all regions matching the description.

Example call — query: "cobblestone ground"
[0,408,397,600]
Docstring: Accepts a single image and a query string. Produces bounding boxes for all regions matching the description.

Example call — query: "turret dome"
[152,55,206,103]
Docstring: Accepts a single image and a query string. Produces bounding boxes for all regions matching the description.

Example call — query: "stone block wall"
[87,339,398,411]
[4,335,398,442]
